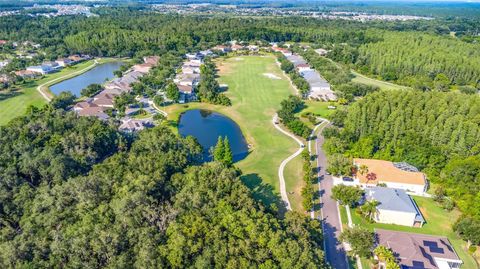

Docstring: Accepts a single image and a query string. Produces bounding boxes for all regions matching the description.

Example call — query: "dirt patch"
[234,57,244,61]
[263,73,282,80]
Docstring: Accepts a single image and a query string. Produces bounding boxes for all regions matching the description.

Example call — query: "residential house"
[300,70,336,101]
[92,92,116,108]
[231,44,244,51]
[175,73,200,87]
[352,158,428,195]
[119,118,153,132]
[199,50,213,57]
[176,84,195,103]
[286,54,308,67]
[43,61,62,70]
[365,186,425,227]
[375,229,463,269]
[55,58,73,67]
[14,70,39,79]
[74,102,110,120]
[315,48,329,56]
[247,45,259,52]
[26,65,54,75]
[182,65,200,74]
[132,63,153,74]
[143,56,160,66]
[212,45,231,53]
[186,52,204,60]
[296,63,311,72]
[272,46,292,56]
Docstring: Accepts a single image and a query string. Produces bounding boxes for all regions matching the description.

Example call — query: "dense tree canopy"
[0,108,327,268]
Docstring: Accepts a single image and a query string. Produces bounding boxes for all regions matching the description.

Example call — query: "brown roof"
[177,84,193,94]
[77,106,109,119]
[354,158,426,186]
[143,56,159,66]
[376,229,461,268]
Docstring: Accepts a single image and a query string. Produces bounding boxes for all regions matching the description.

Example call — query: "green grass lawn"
[0,58,118,126]
[351,70,410,91]
[164,55,303,211]
[350,196,477,268]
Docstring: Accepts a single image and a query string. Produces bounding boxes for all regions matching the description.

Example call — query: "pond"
[49,61,124,96]
[178,109,249,162]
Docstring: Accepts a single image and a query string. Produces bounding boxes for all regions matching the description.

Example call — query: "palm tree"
[359,164,369,176]
[360,200,380,222]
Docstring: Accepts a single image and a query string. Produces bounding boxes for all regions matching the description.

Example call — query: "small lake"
[49,61,124,96]
[178,109,249,162]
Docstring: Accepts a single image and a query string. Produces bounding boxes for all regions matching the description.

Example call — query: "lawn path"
[272,113,304,211]
[36,59,99,101]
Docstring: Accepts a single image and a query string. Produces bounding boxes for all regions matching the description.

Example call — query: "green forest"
[0,106,326,267]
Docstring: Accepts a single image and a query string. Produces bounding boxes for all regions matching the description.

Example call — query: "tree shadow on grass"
[0,90,23,102]
[240,173,287,217]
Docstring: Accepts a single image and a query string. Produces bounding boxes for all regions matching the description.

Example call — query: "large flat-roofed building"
[300,70,336,101]
[375,229,463,269]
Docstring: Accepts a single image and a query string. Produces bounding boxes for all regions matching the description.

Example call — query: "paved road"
[314,120,349,269]
[272,113,305,211]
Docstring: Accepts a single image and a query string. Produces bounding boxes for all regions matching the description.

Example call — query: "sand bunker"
[234,57,244,61]
[263,73,282,80]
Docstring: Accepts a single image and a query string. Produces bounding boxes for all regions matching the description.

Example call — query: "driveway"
[315,120,349,269]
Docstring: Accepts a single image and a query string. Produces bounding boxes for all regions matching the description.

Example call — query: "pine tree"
[223,137,233,166]
[213,136,225,162]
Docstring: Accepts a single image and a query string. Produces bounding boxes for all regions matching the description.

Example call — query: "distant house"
[132,63,152,74]
[212,45,231,53]
[74,102,110,120]
[175,73,200,87]
[365,186,425,227]
[119,118,153,132]
[375,229,463,269]
[26,65,54,75]
[199,50,213,57]
[92,92,116,108]
[176,84,195,103]
[295,63,311,72]
[247,45,259,52]
[286,54,308,67]
[55,58,73,67]
[186,52,204,60]
[315,48,329,56]
[14,70,39,79]
[231,44,244,51]
[0,40,7,45]
[300,70,336,101]
[272,46,292,56]
[143,56,160,66]
[182,65,200,74]
[43,61,62,70]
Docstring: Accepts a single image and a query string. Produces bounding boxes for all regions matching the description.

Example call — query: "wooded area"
[0,106,326,267]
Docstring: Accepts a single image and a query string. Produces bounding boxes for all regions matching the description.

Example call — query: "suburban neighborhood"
[0,4,479,267]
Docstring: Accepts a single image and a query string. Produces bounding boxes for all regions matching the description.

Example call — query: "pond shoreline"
[46,58,127,97]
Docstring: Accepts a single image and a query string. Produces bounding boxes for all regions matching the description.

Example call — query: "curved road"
[314,118,349,269]
[272,113,304,211]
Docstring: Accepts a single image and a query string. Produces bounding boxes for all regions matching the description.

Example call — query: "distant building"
[212,45,231,53]
[365,186,424,227]
[231,44,244,51]
[119,118,153,132]
[26,65,54,75]
[14,70,39,79]
[286,54,307,67]
[55,58,73,67]
[300,70,336,101]
[315,48,329,56]
[295,63,311,72]
[375,229,462,269]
